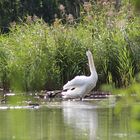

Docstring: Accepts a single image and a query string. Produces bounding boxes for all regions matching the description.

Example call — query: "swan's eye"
[71,88,75,90]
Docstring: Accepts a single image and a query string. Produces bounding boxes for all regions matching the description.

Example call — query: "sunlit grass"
[0,1,139,92]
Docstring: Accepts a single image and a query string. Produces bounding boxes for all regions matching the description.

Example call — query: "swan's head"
[86,50,92,57]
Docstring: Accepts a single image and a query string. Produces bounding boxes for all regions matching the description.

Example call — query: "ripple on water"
[0,105,40,110]
[0,95,116,110]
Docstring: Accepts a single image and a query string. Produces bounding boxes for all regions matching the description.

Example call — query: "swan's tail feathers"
[63,81,72,90]
[63,76,86,90]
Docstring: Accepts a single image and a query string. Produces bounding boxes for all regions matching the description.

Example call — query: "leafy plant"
[0,1,139,92]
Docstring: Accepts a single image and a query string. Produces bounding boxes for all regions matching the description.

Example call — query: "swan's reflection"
[62,101,98,140]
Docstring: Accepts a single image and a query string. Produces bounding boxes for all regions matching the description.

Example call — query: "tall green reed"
[0,21,60,92]
[0,1,139,92]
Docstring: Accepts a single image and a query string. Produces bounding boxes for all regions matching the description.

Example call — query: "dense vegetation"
[0,0,82,32]
[1,0,135,33]
[0,0,140,134]
[0,0,140,92]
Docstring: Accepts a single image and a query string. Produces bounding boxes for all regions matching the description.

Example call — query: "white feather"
[61,50,98,99]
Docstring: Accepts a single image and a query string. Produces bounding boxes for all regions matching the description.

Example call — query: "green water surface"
[0,99,139,140]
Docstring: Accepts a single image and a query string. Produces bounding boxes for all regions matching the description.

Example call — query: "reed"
[0,1,139,92]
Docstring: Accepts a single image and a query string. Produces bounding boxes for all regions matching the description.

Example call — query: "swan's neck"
[87,52,97,76]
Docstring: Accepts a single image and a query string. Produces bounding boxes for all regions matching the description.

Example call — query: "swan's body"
[61,50,98,99]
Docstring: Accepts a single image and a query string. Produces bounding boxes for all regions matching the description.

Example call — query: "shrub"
[0,1,139,92]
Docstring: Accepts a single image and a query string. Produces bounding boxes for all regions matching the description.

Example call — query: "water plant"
[0,1,139,92]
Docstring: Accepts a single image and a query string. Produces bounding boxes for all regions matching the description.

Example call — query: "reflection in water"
[0,99,139,140]
[62,101,98,140]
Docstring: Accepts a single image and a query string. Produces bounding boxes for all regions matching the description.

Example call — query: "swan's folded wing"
[63,76,87,90]
[61,86,85,98]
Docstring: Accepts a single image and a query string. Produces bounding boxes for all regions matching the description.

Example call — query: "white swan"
[61,50,98,99]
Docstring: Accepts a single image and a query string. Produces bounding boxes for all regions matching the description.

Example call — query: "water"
[0,97,140,140]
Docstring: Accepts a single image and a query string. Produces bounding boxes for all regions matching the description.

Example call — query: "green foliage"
[0,0,81,32]
[0,1,140,92]
[53,26,88,84]
[132,0,140,11]
[102,72,140,132]
[0,20,60,91]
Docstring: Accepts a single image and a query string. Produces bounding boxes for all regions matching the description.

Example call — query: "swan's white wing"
[63,75,88,90]
[62,86,86,98]
[61,50,98,99]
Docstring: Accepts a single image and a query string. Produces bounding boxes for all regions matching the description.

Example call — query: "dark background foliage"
[0,0,88,32]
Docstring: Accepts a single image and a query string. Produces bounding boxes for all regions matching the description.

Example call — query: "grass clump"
[0,1,140,92]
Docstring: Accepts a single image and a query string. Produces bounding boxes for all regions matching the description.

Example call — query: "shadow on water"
[0,96,140,140]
